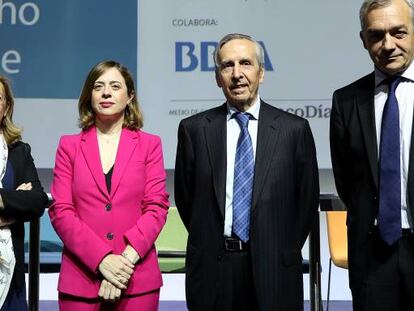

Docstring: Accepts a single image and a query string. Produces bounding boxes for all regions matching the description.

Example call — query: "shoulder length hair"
[78,60,143,130]
[0,76,22,146]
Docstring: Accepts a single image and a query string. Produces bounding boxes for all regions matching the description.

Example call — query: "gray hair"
[360,0,414,30]
[213,33,264,70]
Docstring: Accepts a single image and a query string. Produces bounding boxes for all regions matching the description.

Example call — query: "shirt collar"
[374,61,414,87]
[226,95,261,121]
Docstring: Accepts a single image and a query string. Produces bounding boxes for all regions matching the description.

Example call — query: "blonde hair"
[78,60,143,130]
[0,76,22,146]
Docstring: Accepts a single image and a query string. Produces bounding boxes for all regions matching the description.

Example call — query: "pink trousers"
[58,289,160,311]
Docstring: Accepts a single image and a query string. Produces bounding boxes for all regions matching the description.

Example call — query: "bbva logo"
[175,41,274,72]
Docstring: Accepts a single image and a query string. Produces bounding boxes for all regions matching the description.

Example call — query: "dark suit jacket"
[329,73,404,304]
[175,101,319,310]
[0,142,48,291]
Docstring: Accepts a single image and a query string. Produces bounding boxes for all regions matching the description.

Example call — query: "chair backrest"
[155,206,188,252]
[155,207,188,272]
[326,211,348,269]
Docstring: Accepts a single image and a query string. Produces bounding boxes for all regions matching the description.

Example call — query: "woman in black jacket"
[0,76,48,310]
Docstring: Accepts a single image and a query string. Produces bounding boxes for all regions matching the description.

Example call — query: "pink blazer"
[49,127,169,298]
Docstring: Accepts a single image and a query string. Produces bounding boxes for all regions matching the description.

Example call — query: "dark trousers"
[354,233,414,311]
[214,247,259,311]
[0,280,27,311]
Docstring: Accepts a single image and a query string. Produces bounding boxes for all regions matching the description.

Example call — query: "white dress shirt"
[224,96,260,237]
[374,62,414,229]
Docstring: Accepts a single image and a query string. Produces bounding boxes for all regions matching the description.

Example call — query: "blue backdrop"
[0,0,137,98]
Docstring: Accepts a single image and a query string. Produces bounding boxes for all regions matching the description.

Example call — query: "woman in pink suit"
[49,60,169,310]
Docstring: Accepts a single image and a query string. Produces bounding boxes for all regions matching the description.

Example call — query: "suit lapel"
[80,127,110,200]
[252,101,281,211]
[110,128,138,198]
[356,73,379,189]
[204,104,227,218]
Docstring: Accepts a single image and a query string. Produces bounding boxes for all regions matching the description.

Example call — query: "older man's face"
[215,39,264,112]
[361,0,414,75]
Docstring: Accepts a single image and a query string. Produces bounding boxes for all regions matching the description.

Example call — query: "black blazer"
[0,142,48,291]
[175,101,319,310]
[329,73,409,303]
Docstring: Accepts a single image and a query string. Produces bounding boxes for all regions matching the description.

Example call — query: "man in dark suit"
[175,33,319,311]
[330,0,414,310]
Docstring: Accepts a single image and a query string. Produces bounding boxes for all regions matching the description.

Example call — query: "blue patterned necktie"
[378,76,402,246]
[232,112,254,242]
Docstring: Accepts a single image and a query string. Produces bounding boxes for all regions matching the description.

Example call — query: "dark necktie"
[232,112,254,242]
[378,76,402,245]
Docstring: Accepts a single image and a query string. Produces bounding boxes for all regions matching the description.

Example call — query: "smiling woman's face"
[91,67,133,121]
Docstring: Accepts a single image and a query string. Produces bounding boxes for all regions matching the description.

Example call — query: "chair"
[326,211,348,311]
[155,206,188,273]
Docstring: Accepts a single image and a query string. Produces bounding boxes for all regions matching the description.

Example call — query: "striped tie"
[232,112,254,242]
